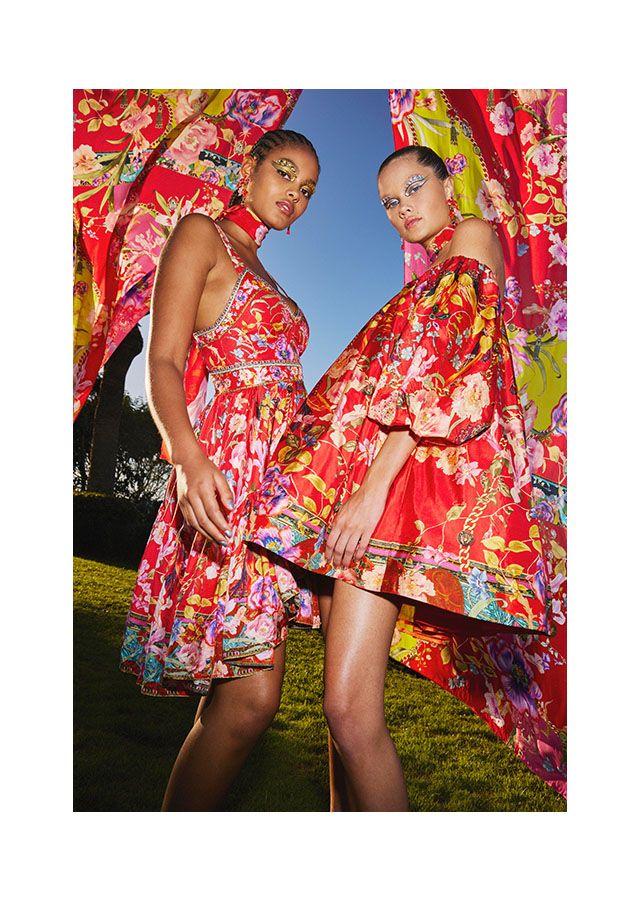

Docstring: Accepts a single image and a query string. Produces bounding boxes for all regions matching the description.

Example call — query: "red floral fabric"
[387,89,567,795]
[73,89,300,418]
[247,255,548,635]
[120,225,318,694]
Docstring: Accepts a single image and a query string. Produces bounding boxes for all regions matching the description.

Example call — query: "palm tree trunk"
[87,325,144,494]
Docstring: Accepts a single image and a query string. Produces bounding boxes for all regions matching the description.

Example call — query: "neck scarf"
[221,204,269,247]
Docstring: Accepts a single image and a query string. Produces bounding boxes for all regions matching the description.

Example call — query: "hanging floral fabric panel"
[387,89,567,796]
[73,89,300,417]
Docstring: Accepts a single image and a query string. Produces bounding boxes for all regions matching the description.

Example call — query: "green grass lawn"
[74,556,565,812]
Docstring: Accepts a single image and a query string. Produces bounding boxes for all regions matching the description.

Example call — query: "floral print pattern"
[387,89,566,796]
[120,225,318,695]
[73,88,300,418]
[247,254,547,645]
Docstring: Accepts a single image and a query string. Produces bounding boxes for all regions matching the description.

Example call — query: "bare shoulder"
[449,218,501,258]
[164,212,222,265]
[172,211,220,236]
[448,218,504,287]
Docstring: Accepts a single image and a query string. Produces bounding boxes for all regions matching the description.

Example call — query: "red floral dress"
[120,224,318,696]
[247,253,548,633]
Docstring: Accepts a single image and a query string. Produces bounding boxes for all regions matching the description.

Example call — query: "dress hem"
[246,516,550,639]
[120,615,321,698]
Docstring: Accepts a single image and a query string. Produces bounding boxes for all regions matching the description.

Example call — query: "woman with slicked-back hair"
[248,145,545,811]
[120,129,321,811]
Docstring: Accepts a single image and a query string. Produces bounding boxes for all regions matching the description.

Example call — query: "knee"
[323,691,354,747]
[323,690,382,756]
[226,685,281,742]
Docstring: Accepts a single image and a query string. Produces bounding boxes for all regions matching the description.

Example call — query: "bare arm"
[325,428,418,567]
[147,213,234,543]
[147,214,216,462]
[361,428,418,494]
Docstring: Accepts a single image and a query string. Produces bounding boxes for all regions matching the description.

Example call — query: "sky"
[125,89,404,399]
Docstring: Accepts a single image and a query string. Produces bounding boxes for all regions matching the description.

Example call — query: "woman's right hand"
[174,447,235,544]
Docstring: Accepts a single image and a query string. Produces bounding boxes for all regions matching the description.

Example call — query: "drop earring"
[447,195,462,225]
[286,224,291,235]
[237,170,251,205]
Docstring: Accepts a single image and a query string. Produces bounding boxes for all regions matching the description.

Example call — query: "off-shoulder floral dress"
[120,224,318,696]
[247,253,548,634]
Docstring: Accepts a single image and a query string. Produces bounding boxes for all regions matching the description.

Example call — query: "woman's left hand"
[324,481,389,568]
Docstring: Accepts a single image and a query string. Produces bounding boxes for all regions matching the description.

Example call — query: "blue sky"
[126,89,403,399]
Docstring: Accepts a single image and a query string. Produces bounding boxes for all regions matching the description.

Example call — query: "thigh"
[202,641,287,718]
[315,573,335,635]
[324,580,400,706]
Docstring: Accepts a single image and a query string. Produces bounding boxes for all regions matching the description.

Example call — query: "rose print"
[223,90,282,130]
[445,153,467,175]
[490,100,515,136]
[451,372,491,423]
[476,180,501,221]
[170,119,219,168]
[73,144,98,177]
[548,296,567,338]
[548,232,567,268]
[389,89,417,124]
[530,143,561,177]
[488,639,543,716]
[435,446,464,475]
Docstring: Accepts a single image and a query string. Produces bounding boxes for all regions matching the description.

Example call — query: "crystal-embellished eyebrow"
[380,173,428,207]
[272,158,299,177]
[404,174,427,192]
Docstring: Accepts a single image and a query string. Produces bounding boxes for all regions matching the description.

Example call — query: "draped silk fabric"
[73,89,300,418]
[387,89,567,795]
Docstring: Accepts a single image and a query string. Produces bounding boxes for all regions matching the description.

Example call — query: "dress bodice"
[193,223,309,375]
[193,266,309,372]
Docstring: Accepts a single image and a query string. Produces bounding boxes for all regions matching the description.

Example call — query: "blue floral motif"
[121,628,142,663]
[468,567,491,604]
[142,654,165,684]
[253,528,287,555]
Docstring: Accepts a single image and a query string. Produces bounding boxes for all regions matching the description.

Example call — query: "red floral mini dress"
[120,223,318,696]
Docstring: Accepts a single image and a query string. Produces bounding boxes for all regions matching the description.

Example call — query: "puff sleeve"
[367,259,499,444]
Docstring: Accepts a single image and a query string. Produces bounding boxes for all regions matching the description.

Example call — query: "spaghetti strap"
[213,221,245,274]
[213,219,301,318]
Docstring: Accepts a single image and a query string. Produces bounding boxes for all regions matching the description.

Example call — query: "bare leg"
[323,580,408,812]
[193,695,208,724]
[162,643,286,811]
[318,583,356,812]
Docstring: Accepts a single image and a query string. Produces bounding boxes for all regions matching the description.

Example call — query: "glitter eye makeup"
[380,175,426,210]
[272,158,298,179]
[272,157,315,199]
[404,174,427,195]
[300,182,316,198]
